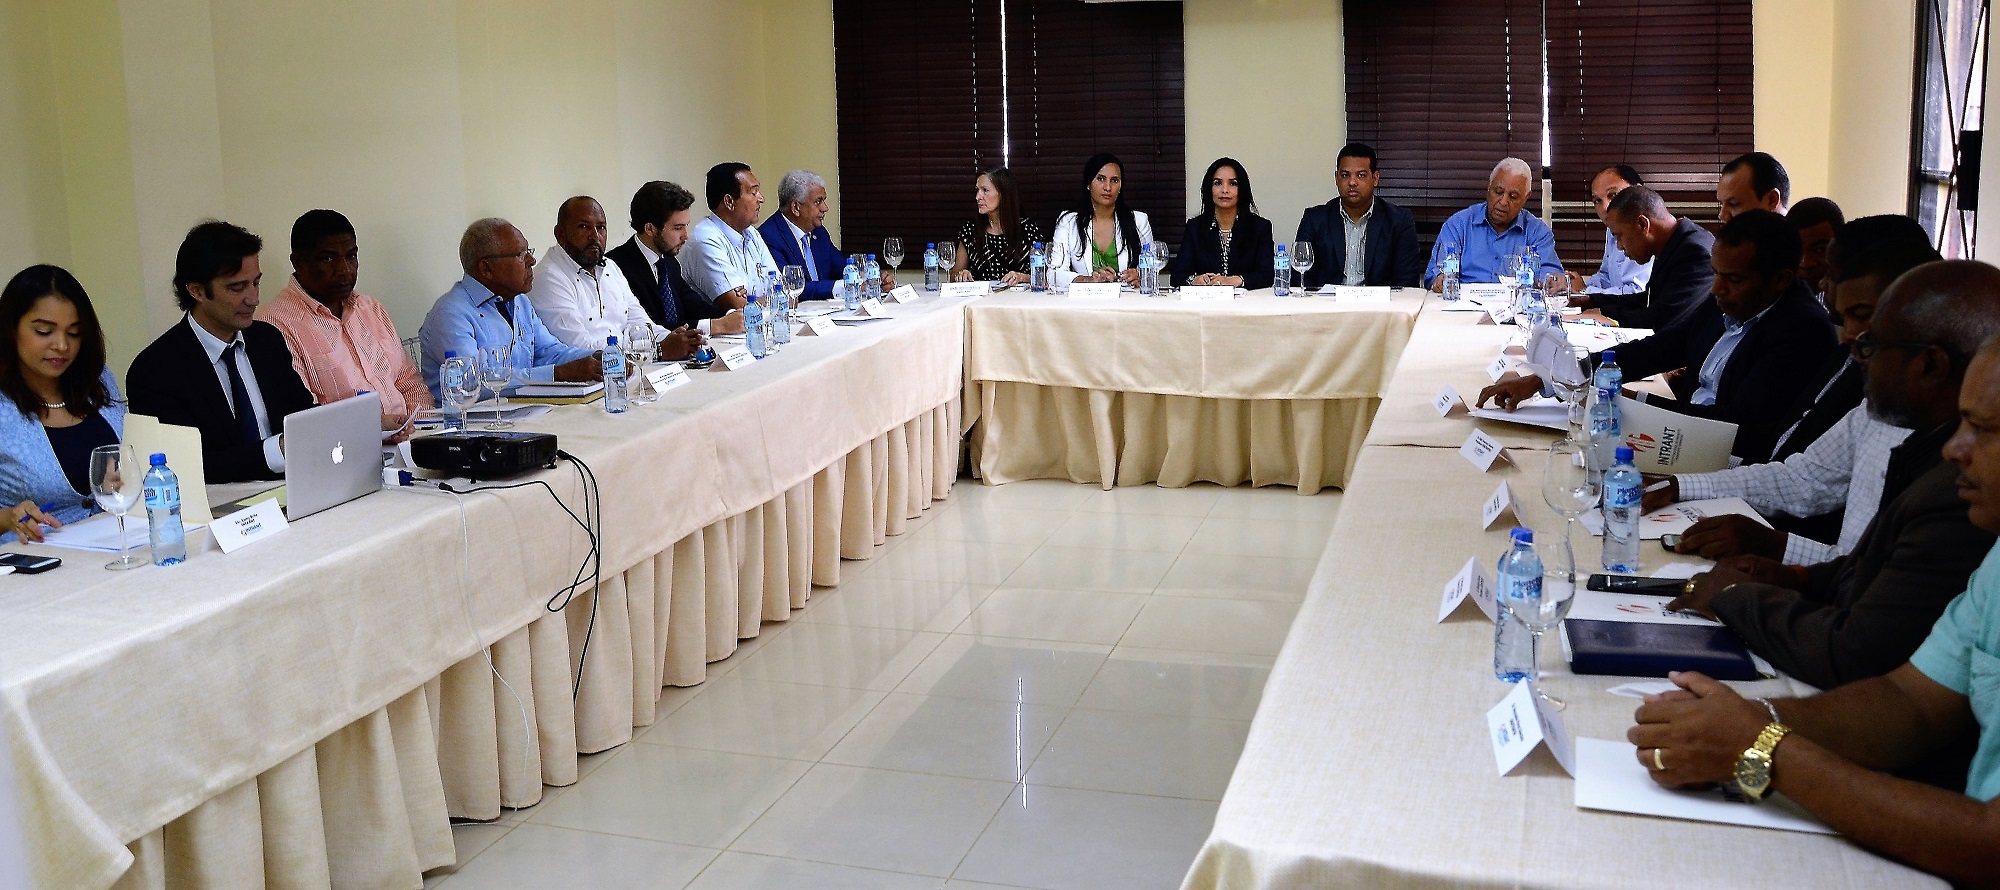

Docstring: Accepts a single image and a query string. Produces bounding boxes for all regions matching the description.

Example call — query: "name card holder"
[1481,480,1526,529]
[858,297,889,318]
[887,284,919,304]
[798,316,839,337]
[1178,285,1234,302]
[1332,286,1394,303]
[647,363,690,392]
[1486,355,1514,382]
[713,345,756,371]
[212,498,289,553]
[1433,385,1466,417]
[1460,429,1508,472]
[1067,282,1120,300]
[1437,556,1498,622]
[1487,679,1576,776]
[941,281,990,298]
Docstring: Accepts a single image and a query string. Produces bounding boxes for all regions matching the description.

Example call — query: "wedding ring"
[1652,747,1667,771]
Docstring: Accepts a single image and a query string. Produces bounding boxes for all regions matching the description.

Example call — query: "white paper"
[1468,399,1571,432]
[1606,680,1684,699]
[940,281,989,298]
[1332,286,1393,303]
[513,380,602,397]
[1567,590,1724,627]
[210,497,288,553]
[1579,497,1768,540]
[1438,556,1498,622]
[1573,738,1834,834]
[887,284,919,304]
[1487,680,1575,776]
[1615,396,1738,474]
[1178,285,1234,302]
[1460,283,1511,301]
[1650,562,1706,580]
[38,511,207,554]
[1433,385,1466,417]
[1481,480,1524,530]
[1460,429,1507,472]
[1067,282,1121,299]
[465,402,554,421]
[1439,299,1495,312]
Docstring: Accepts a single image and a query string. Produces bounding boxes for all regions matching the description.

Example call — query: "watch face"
[1735,750,1772,795]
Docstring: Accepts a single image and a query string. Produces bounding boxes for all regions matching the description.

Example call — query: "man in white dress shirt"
[527,196,660,352]
[677,162,779,309]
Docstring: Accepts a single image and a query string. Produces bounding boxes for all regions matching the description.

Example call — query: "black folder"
[1563,618,1761,681]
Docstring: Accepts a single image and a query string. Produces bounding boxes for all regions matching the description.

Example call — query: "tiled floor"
[427,478,1341,890]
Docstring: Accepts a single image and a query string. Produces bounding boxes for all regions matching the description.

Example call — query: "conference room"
[1,0,1996,888]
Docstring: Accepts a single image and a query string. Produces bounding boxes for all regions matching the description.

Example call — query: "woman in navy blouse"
[0,265,126,543]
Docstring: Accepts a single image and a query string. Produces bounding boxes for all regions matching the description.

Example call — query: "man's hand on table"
[1476,374,1544,411]
[1627,671,1770,787]
[1665,563,1756,618]
[554,354,603,383]
[1641,474,1679,513]
[1673,514,1788,561]
[711,312,745,336]
[660,326,705,361]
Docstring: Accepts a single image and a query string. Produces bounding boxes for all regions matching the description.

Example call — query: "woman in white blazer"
[1049,153,1153,288]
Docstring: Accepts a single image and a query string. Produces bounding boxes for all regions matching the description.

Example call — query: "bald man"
[1424,157,1563,289]
[527,196,660,351]
[1629,306,2000,886]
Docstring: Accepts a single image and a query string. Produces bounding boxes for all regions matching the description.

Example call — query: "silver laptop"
[280,391,383,519]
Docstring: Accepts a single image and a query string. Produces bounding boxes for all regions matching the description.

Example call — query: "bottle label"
[145,484,180,511]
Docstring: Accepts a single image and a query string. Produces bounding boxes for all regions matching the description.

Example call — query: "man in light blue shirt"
[1423,157,1564,288]
[1571,164,1652,296]
[1690,299,1776,405]
[1624,322,2000,886]
[419,217,599,401]
[677,162,779,309]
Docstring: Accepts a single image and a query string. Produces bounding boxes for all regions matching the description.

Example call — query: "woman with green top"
[1049,153,1154,289]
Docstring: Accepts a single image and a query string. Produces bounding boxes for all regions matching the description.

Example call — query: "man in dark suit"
[756,169,889,300]
[606,180,738,336]
[127,220,318,484]
[1570,186,1715,330]
[1667,260,2000,690]
[1479,210,1835,462]
[1295,143,1421,289]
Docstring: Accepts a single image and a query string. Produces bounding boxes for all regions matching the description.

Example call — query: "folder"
[1562,618,1760,681]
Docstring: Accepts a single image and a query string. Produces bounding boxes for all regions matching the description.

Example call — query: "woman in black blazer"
[1170,157,1275,289]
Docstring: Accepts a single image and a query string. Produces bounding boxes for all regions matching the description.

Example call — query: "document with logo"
[1578,497,1768,539]
[1614,396,1736,474]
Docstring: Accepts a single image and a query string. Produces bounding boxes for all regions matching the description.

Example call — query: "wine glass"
[477,344,515,429]
[1290,242,1315,291]
[1542,439,1601,544]
[623,323,658,404]
[90,443,144,570]
[782,265,806,318]
[936,241,957,278]
[441,352,481,430]
[882,238,905,273]
[1517,531,1579,709]
[1553,346,1593,439]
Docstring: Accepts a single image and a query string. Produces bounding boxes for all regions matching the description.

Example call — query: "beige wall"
[0,0,840,375]
[1756,0,1917,216]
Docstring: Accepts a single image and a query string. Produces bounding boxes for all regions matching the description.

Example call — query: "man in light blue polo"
[419,217,598,401]
[1423,157,1564,289]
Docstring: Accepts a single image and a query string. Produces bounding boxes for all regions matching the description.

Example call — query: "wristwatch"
[1734,722,1791,802]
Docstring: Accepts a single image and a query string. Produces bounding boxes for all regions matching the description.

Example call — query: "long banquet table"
[1179,304,1941,888]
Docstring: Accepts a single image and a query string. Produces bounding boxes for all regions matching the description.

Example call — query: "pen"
[1644,480,1671,493]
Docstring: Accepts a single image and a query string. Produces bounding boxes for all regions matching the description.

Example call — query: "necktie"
[801,233,818,279]
[654,257,682,327]
[222,342,261,446]
[493,296,513,329]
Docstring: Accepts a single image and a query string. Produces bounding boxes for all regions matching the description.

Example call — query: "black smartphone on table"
[0,552,61,574]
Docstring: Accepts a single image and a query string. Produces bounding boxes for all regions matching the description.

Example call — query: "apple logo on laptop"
[331,442,344,465]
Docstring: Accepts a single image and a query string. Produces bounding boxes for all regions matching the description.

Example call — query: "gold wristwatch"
[1734,722,1791,802]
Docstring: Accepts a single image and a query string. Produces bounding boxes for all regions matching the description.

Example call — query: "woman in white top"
[1049,153,1153,288]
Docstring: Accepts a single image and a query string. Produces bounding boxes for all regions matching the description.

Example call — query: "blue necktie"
[222,342,260,446]
[801,233,818,279]
[654,257,682,327]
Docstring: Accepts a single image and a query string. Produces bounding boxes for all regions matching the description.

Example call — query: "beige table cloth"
[965,289,1423,493]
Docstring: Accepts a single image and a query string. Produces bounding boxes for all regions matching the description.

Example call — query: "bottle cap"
[927,242,935,248]
[149,452,167,466]
[444,350,457,358]
[868,254,877,260]
[608,335,619,346]
[1510,527,1533,544]
[1616,446,1635,463]
[1600,349,1616,364]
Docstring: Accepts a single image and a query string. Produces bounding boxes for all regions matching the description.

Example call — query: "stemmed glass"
[1503,253,1527,314]
[1554,346,1593,440]
[441,352,481,430]
[477,344,516,429]
[936,242,957,280]
[882,238,905,275]
[90,443,145,570]
[1150,242,1170,292]
[624,323,658,404]
[782,265,806,319]
[1290,242,1315,291]
[1517,531,1579,709]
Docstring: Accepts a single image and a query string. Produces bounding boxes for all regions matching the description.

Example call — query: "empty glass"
[1518,532,1579,709]
[1290,241,1315,289]
[441,352,481,427]
[90,443,144,570]
[623,323,658,403]
[782,265,806,320]
[477,344,515,429]
[882,238,905,272]
[936,241,957,277]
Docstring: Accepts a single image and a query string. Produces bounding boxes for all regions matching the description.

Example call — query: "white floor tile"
[1075,484,1224,517]
[527,745,810,848]
[685,851,944,890]
[824,692,1066,782]
[952,479,1098,511]
[731,763,1015,877]
[1118,597,1300,656]
[1182,516,1334,560]
[1024,709,1250,800]
[955,785,1219,890]
[795,577,994,633]
[952,588,1147,645]
[1073,648,1272,721]
[893,635,1110,707]
[914,504,1071,547]
[1203,486,1344,523]
[726,622,946,691]
[425,821,513,883]
[1002,546,1176,593]
[862,539,1041,585]
[701,621,793,679]
[1154,552,1317,602]
[439,823,717,890]
[636,677,884,760]
[1045,511,1204,552]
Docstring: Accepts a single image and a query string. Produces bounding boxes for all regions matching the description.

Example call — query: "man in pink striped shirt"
[261,209,433,441]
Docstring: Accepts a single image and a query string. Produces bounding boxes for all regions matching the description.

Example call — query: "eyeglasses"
[1849,331,1935,362]
[480,248,536,264]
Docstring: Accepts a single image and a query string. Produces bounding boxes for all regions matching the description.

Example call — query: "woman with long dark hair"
[0,265,126,542]
[1049,153,1153,288]
[952,167,1046,285]
[1171,157,1275,289]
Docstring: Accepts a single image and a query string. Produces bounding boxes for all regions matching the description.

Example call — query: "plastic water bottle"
[601,335,629,413]
[1030,242,1048,292]
[864,254,882,301]
[1494,527,1539,683]
[923,242,940,291]
[1441,247,1462,303]
[842,260,862,311]
[142,453,187,566]
[744,294,767,358]
[768,270,791,345]
[1603,447,1643,573]
[1273,244,1291,296]
[1138,242,1158,296]
[1587,350,1624,478]
[439,350,472,429]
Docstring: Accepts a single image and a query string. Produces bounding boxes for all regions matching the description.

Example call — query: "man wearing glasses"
[418,217,599,401]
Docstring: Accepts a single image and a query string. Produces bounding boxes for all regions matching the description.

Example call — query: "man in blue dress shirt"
[758,169,892,300]
[1423,157,1564,289]
[1568,164,1653,297]
[418,217,599,401]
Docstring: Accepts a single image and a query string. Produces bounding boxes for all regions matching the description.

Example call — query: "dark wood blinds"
[1003,0,1187,248]
[1344,1,1547,255]
[833,0,1186,257]
[1546,0,1754,263]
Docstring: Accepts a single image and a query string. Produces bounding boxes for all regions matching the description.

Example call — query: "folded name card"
[1481,479,1525,529]
[1433,385,1466,417]
[713,345,756,371]
[798,316,838,337]
[1488,678,1576,776]
[941,281,990,298]
[888,284,919,304]
[859,297,889,317]
[1460,429,1507,471]
[647,363,689,392]
[1178,285,1234,302]
[1438,555,1497,622]
[1332,286,1394,303]
[1067,282,1120,299]
[212,497,288,553]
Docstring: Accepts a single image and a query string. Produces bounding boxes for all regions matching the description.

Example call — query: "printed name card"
[212,497,289,553]
[1067,282,1121,299]
[858,297,889,318]
[647,363,689,392]
[1487,679,1576,776]
[1481,480,1526,530]
[1332,286,1394,303]
[1437,556,1498,622]
[1178,285,1234,302]
[1433,385,1466,417]
[1486,355,1514,382]
[798,316,839,337]
[713,345,756,371]
[888,284,919,304]
[941,281,990,298]
[1480,303,1517,326]
[1460,429,1507,472]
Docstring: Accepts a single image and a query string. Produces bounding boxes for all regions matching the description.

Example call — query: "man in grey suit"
[1295,143,1422,288]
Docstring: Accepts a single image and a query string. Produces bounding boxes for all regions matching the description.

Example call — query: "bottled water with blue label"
[439,350,473,429]
[768,270,791,345]
[924,242,940,291]
[1273,244,1291,296]
[143,453,187,566]
[1030,243,1048,292]
[1138,242,1158,296]
[864,254,881,300]
[1441,247,1462,302]
[1495,527,1539,682]
[744,294,767,358]
[1602,446,1642,572]
[602,335,628,413]
[1587,349,1623,478]
[842,260,861,311]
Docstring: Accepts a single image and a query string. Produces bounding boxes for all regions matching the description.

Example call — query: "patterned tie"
[221,342,261,446]
[801,233,818,279]
[654,257,682,327]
